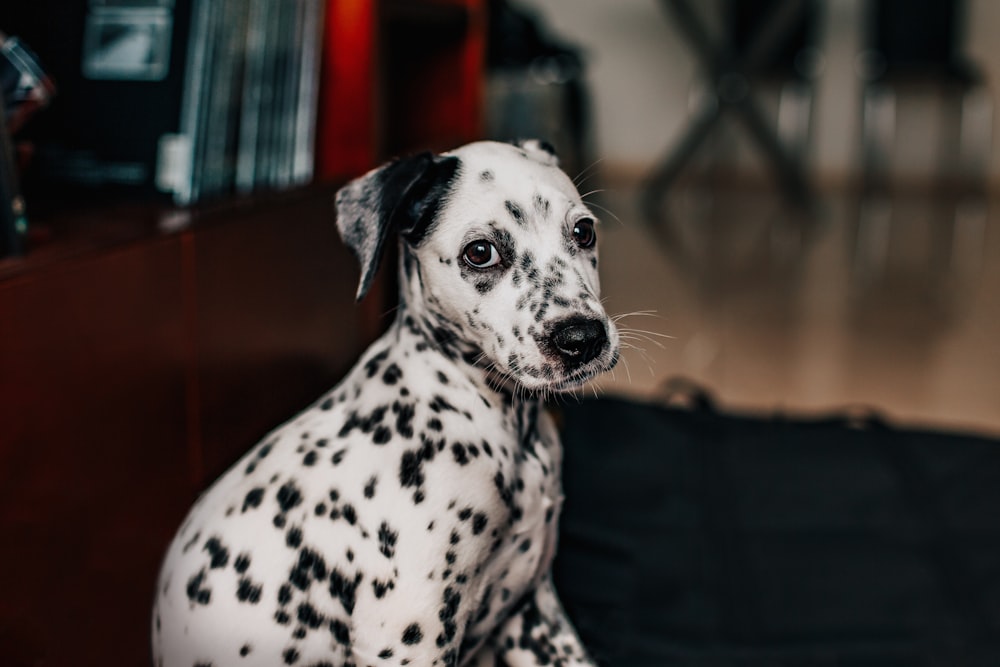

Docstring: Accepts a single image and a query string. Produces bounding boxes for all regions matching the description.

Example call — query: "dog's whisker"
[620,353,634,385]
[618,336,665,355]
[571,156,605,187]
[578,187,606,200]
[580,199,623,226]
[611,309,663,322]
[618,325,675,340]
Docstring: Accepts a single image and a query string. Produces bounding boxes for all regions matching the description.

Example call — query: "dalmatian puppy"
[152,140,620,667]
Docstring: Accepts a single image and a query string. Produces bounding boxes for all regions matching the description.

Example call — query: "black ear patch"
[335,153,460,301]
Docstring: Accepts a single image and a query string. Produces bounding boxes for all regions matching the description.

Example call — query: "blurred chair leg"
[734,91,812,209]
[641,101,721,221]
[643,0,815,222]
[855,83,896,281]
[778,80,813,167]
[950,86,992,277]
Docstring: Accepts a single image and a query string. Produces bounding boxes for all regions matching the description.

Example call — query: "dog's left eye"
[463,240,501,268]
[572,218,597,249]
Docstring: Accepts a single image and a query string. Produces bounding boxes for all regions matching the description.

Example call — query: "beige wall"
[519,0,998,186]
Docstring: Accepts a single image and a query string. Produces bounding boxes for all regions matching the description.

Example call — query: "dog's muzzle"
[550,317,608,368]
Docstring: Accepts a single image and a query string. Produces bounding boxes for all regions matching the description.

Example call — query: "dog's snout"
[551,318,607,366]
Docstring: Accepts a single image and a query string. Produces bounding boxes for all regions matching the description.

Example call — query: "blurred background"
[1,0,999,664]
[495,0,1000,436]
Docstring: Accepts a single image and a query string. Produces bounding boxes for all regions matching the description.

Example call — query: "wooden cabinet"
[0,187,380,665]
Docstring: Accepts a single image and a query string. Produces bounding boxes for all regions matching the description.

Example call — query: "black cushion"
[553,391,1000,666]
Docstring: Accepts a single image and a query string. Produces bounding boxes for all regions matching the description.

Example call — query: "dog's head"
[335,140,619,393]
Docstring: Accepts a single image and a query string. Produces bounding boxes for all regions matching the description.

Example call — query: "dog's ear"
[335,152,459,302]
[513,139,559,167]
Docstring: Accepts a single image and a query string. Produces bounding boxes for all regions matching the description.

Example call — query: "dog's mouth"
[484,318,619,394]
[484,349,619,395]
[546,346,620,392]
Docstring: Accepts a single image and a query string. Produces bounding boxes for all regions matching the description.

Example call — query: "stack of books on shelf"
[159,0,325,204]
[7,0,325,208]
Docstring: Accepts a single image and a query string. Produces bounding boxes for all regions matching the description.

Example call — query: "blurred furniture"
[319,0,485,180]
[0,88,21,257]
[485,0,591,178]
[854,0,991,283]
[0,1,485,664]
[642,0,820,220]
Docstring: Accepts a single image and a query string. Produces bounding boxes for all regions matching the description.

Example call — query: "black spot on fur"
[533,193,551,218]
[276,482,303,513]
[436,587,461,647]
[236,577,262,604]
[480,169,494,181]
[329,569,363,615]
[242,487,264,512]
[234,553,251,574]
[505,200,526,226]
[472,513,488,535]
[382,363,402,385]
[342,504,357,525]
[364,349,390,378]
[364,475,378,498]
[204,536,229,569]
[400,450,424,489]
[451,443,470,466]
[395,402,416,438]
[378,521,398,558]
[297,602,325,629]
[429,395,457,413]
[289,548,327,592]
[372,578,393,598]
[372,425,392,445]
[186,569,211,605]
[402,623,423,645]
[330,618,351,645]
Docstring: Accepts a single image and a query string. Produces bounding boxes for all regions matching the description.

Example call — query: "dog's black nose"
[551,318,607,366]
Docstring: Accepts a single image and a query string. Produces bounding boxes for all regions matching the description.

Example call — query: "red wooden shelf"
[317,0,485,179]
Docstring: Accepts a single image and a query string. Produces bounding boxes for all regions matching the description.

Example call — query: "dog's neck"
[388,302,538,410]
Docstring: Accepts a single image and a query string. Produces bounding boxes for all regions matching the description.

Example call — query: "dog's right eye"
[462,241,501,269]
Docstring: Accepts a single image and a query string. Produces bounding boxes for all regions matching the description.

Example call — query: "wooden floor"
[590,182,1000,438]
